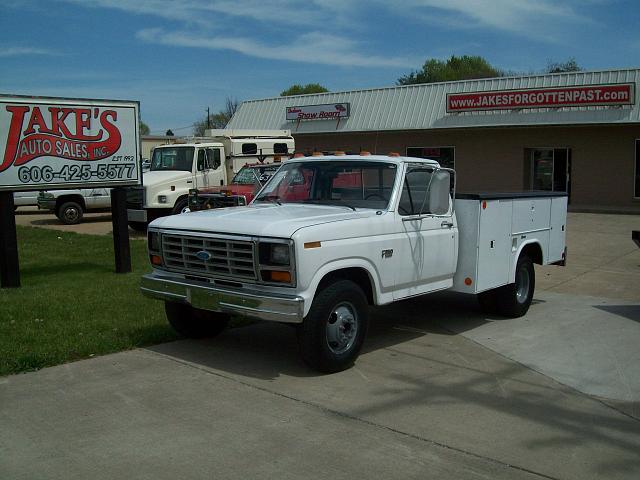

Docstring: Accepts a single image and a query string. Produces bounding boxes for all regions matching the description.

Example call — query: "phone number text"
[18,164,136,183]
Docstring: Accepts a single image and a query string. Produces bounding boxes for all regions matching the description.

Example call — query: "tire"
[172,198,189,215]
[57,201,84,225]
[296,279,369,373]
[128,221,148,232]
[495,255,535,318]
[165,302,229,338]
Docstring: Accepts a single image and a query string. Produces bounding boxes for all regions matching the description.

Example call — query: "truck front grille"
[161,234,256,280]
[126,186,145,209]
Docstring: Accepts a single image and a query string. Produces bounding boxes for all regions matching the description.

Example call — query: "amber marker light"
[388,152,400,157]
[482,200,487,210]
[265,271,291,283]
[359,151,371,156]
[150,255,162,266]
[304,241,322,249]
[464,277,473,286]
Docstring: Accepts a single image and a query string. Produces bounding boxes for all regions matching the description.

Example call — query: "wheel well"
[520,242,543,265]
[173,195,189,210]
[316,268,374,305]
[56,195,85,211]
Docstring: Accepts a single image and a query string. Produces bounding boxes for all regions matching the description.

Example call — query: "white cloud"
[136,28,416,68]
[388,0,591,38]
[0,46,60,57]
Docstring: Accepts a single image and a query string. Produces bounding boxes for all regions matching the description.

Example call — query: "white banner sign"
[0,95,141,191]
[286,103,350,121]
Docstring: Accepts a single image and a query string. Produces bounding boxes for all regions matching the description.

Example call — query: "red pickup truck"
[188,163,280,210]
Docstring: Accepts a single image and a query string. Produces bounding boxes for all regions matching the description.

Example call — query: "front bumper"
[127,208,148,222]
[141,272,304,323]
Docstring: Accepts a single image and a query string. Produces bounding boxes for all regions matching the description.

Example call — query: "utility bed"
[452,192,568,294]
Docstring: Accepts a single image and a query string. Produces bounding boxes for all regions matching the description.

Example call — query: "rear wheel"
[496,255,535,317]
[165,302,230,338]
[477,289,498,314]
[297,279,369,373]
[57,201,83,225]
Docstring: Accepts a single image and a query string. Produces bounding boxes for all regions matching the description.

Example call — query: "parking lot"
[2,209,639,479]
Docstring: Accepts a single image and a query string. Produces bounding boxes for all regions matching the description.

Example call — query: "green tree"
[545,58,581,74]
[397,55,504,85]
[139,121,150,135]
[193,97,240,136]
[280,83,329,96]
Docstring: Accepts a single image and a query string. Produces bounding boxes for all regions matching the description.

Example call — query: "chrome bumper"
[140,273,304,323]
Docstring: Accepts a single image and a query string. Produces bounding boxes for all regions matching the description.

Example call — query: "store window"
[524,148,571,197]
[406,146,455,169]
[635,140,640,198]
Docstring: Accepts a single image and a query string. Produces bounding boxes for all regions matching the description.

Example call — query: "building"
[228,68,640,212]
[141,135,178,160]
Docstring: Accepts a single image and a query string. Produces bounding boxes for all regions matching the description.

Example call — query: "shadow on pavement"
[595,304,640,323]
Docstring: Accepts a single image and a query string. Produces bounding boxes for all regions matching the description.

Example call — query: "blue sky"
[1,0,638,134]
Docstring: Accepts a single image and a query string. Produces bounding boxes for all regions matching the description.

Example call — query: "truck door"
[392,165,457,300]
[196,148,210,189]
[85,188,110,208]
[206,148,224,186]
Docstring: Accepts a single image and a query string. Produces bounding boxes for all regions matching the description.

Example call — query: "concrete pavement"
[2,310,640,480]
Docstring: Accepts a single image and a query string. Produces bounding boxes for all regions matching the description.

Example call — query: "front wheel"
[57,201,84,225]
[165,302,230,338]
[496,255,535,317]
[297,280,369,373]
[172,198,189,215]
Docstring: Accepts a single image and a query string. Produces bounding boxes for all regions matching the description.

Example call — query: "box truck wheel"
[496,255,535,317]
[57,201,84,225]
[297,280,369,373]
[172,198,189,215]
[165,301,229,338]
[477,289,498,314]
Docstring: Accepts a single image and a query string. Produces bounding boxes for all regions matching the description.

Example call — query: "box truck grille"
[161,234,256,280]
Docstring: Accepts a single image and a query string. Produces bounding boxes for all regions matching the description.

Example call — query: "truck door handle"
[441,221,454,228]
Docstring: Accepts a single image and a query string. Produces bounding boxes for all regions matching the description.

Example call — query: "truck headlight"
[258,241,294,285]
[158,195,168,204]
[148,231,162,266]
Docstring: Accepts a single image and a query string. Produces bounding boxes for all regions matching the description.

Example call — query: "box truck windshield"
[150,147,194,172]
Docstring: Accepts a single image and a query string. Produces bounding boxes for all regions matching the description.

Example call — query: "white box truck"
[140,154,567,372]
[126,129,294,230]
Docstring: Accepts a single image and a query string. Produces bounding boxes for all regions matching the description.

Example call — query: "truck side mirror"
[428,170,451,215]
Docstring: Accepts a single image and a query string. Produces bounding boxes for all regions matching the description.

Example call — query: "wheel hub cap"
[326,303,358,355]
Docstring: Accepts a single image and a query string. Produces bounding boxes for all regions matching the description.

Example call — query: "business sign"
[447,83,635,113]
[286,103,350,121]
[0,95,141,191]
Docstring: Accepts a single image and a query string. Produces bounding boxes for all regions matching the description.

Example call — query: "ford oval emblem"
[195,250,212,261]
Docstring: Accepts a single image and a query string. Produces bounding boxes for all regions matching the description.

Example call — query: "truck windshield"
[232,165,279,185]
[254,161,397,210]
[150,147,194,172]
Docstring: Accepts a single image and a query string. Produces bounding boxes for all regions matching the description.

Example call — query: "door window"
[398,168,434,215]
[207,149,221,170]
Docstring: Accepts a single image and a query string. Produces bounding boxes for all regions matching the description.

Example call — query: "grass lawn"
[0,226,177,376]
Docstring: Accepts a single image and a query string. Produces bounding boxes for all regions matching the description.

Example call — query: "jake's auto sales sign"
[0,95,141,191]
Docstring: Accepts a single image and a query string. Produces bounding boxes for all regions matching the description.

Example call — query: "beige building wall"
[294,125,640,212]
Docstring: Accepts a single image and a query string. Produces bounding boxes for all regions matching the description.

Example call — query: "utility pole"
[206,107,211,129]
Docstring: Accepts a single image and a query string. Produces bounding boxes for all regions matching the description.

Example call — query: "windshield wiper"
[257,194,282,205]
[303,199,356,211]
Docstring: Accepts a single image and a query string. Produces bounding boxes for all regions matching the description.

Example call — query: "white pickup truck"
[126,129,294,231]
[141,154,567,372]
[37,188,111,224]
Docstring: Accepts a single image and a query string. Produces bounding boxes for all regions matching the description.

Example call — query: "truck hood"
[150,203,377,238]
[142,170,192,185]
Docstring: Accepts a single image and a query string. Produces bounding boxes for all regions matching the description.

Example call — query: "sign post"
[0,191,20,287]
[0,94,142,287]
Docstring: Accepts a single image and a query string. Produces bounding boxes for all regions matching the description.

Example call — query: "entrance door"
[529,148,571,200]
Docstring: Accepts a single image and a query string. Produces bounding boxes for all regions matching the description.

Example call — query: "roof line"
[240,67,640,105]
